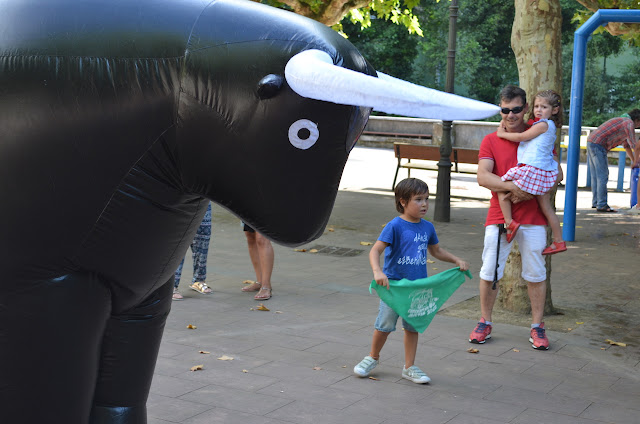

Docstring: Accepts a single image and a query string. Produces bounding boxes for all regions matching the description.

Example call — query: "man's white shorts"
[479,224,546,283]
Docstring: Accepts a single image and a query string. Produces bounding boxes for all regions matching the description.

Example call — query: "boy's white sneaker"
[353,356,378,377]
[402,365,431,384]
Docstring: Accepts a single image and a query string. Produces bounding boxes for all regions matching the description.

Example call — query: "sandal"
[542,241,567,255]
[596,206,617,213]
[254,287,272,301]
[241,280,262,292]
[505,220,520,243]
[172,288,183,301]
[189,281,212,294]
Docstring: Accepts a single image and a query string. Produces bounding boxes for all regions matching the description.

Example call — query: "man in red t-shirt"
[468,85,559,351]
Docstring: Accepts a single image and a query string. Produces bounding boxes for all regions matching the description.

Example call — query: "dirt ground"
[440,296,637,352]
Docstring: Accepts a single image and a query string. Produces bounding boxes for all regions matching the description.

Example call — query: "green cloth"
[369,268,472,333]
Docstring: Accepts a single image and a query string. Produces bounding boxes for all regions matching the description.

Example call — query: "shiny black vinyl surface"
[0,0,375,422]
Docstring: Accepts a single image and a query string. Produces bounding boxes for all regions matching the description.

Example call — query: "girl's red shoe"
[505,220,520,243]
[542,241,567,255]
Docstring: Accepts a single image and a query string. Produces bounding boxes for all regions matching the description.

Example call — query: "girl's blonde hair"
[530,90,563,128]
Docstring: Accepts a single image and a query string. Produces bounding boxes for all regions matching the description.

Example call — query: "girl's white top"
[517,118,557,171]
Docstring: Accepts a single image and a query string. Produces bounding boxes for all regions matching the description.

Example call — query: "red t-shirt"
[478,132,548,226]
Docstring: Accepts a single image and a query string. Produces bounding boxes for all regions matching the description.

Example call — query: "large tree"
[499,0,563,315]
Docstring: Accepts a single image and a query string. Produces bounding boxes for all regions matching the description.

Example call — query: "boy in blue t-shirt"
[354,178,469,383]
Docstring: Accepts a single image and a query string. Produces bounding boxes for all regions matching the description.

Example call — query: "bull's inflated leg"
[90,280,173,424]
[0,273,111,424]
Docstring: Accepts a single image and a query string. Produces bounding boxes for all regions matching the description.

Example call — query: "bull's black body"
[0,0,374,422]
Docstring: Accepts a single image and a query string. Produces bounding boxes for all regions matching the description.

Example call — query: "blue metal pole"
[563,9,640,241]
[563,26,589,241]
[617,151,626,191]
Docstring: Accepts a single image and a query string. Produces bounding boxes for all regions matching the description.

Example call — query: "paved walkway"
[149,147,640,424]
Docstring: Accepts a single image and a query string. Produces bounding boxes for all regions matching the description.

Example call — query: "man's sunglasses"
[500,106,525,114]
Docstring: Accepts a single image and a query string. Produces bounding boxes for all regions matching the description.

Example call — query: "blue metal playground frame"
[564,9,640,241]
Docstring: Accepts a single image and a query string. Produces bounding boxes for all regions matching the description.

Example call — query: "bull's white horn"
[285,49,500,121]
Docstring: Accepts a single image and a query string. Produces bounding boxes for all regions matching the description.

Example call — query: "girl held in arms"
[497,89,566,255]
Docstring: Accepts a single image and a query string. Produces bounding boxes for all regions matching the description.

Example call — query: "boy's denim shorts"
[374,300,417,333]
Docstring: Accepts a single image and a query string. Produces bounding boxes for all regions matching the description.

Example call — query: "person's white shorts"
[479,224,546,283]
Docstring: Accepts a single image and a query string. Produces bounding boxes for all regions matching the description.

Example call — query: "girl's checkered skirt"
[501,165,558,195]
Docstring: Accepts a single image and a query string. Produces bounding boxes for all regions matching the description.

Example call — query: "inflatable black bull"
[0,0,498,422]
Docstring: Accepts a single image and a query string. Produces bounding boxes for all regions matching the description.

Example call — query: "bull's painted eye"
[288,119,319,150]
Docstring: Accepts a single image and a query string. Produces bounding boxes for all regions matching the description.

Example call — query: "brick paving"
[150,146,640,424]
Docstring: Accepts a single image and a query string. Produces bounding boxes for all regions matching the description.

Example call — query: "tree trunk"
[499,0,562,315]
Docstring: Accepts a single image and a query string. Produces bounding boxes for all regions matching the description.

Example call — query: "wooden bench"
[361,130,432,140]
[392,142,479,189]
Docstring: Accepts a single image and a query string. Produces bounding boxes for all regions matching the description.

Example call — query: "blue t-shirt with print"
[378,216,439,281]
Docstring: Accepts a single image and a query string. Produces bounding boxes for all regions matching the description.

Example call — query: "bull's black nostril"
[257,74,284,99]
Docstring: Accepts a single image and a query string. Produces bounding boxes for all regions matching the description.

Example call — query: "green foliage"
[408,0,518,106]
[259,0,423,35]
[587,31,624,58]
[342,17,420,80]
[345,0,423,36]
[562,0,640,126]
[264,0,640,125]
[572,1,640,47]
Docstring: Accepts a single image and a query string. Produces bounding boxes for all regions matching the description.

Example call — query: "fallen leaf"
[217,355,234,361]
[187,324,197,329]
[601,347,606,350]
[256,303,270,311]
[604,339,627,347]
[360,241,372,246]
[576,322,584,325]
[199,350,210,354]
[567,328,573,331]
[275,311,283,314]
[328,227,335,232]
[467,348,479,354]
[312,366,322,371]
[576,226,582,228]
[294,248,307,252]
[242,369,248,373]
[426,259,435,264]
[471,224,476,227]
[513,349,519,352]
[368,376,378,380]
[249,308,254,311]
[342,365,347,368]
[190,365,204,372]
[309,249,318,253]
[610,243,618,246]
[432,268,438,270]
[623,232,629,235]
[242,280,255,285]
